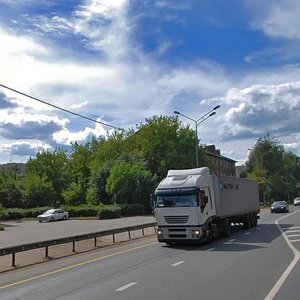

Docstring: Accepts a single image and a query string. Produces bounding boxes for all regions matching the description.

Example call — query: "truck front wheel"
[205,224,214,243]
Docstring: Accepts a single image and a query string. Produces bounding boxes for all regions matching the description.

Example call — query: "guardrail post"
[12,253,16,267]
[142,228,145,236]
[113,233,115,243]
[45,246,49,258]
[94,238,97,247]
[72,241,76,252]
[154,224,157,233]
[128,230,131,239]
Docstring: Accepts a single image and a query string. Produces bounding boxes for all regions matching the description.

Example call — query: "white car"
[37,209,69,222]
[294,197,300,206]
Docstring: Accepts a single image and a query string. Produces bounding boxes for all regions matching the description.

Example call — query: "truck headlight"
[192,229,201,238]
[157,229,163,236]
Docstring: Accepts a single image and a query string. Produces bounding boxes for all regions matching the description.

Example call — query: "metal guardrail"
[0,222,157,267]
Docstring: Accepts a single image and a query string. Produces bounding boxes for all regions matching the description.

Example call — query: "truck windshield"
[156,194,198,207]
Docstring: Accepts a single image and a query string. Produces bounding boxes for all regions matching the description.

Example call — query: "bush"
[63,205,100,217]
[23,207,52,218]
[0,207,52,220]
[120,203,145,216]
[0,208,24,220]
[98,205,121,219]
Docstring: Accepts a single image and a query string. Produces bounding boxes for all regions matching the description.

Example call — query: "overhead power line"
[0,83,123,131]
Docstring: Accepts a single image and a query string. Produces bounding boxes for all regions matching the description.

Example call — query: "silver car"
[37,209,69,222]
[294,197,300,206]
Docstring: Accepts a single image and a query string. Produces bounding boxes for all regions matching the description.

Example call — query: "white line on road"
[290,239,300,243]
[264,210,300,300]
[285,230,300,234]
[228,239,236,242]
[171,261,185,267]
[285,234,300,238]
[116,282,137,291]
[282,226,300,230]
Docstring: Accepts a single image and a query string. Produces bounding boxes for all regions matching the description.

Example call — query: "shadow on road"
[163,223,288,252]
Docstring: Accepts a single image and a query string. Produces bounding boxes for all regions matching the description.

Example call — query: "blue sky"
[0,0,299,165]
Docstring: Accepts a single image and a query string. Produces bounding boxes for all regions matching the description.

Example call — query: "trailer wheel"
[252,213,258,226]
[224,220,231,237]
[243,215,251,229]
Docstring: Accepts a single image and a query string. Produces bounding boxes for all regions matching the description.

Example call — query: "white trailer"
[154,167,260,244]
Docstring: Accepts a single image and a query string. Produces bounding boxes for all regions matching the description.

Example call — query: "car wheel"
[63,216,67,220]
[50,217,54,222]
[39,220,42,223]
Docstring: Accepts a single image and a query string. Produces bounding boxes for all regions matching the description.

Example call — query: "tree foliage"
[246,136,300,202]
[26,149,70,205]
[22,173,56,208]
[1,115,218,211]
[0,172,23,208]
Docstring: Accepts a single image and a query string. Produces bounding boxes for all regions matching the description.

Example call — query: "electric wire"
[0,83,124,131]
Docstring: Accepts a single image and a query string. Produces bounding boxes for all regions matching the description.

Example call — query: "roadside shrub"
[0,208,24,220]
[98,205,121,219]
[63,205,99,217]
[23,207,52,218]
[120,203,145,216]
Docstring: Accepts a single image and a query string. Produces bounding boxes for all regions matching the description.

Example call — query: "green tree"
[66,142,93,204]
[62,182,86,206]
[106,161,158,212]
[0,172,23,208]
[89,132,128,172]
[86,162,112,205]
[127,116,198,179]
[26,148,70,205]
[22,173,56,207]
[246,136,300,202]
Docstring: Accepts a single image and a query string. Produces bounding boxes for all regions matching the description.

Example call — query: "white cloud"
[219,81,300,141]
[249,0,300,39]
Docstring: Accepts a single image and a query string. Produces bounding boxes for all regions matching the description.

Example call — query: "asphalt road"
[0,216,156,248]
[1,207,300,300]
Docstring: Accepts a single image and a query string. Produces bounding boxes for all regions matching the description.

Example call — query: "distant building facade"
[0,163,26,177]
[235,165,247,178]
[205,145,236,177]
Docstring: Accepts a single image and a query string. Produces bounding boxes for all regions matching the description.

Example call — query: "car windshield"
[156,194,198,207]
[273,201,287,206]
[44,210,55,214]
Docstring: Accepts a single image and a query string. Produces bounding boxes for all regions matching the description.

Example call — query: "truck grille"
[164,215,189,224]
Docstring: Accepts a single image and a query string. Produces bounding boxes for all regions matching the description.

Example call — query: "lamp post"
[174,105,220,167]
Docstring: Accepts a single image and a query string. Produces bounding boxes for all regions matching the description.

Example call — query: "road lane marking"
[290,239,300,243]
[0,241,157,291]
[264,210,300,300]
[285,230,300,234]
[116,282,137,291]
[171,261,185,267]
[228,239,236,242]
[285,234,300,238]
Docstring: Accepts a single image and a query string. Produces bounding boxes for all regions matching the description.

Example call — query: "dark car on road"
[270,201,289,213]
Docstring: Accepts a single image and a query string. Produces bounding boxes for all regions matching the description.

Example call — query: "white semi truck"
[154,167,260,244]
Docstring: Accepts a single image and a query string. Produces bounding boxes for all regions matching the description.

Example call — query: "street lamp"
[174,105,220,167]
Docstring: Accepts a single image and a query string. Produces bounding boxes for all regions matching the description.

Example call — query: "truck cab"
[154,167,216,242]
